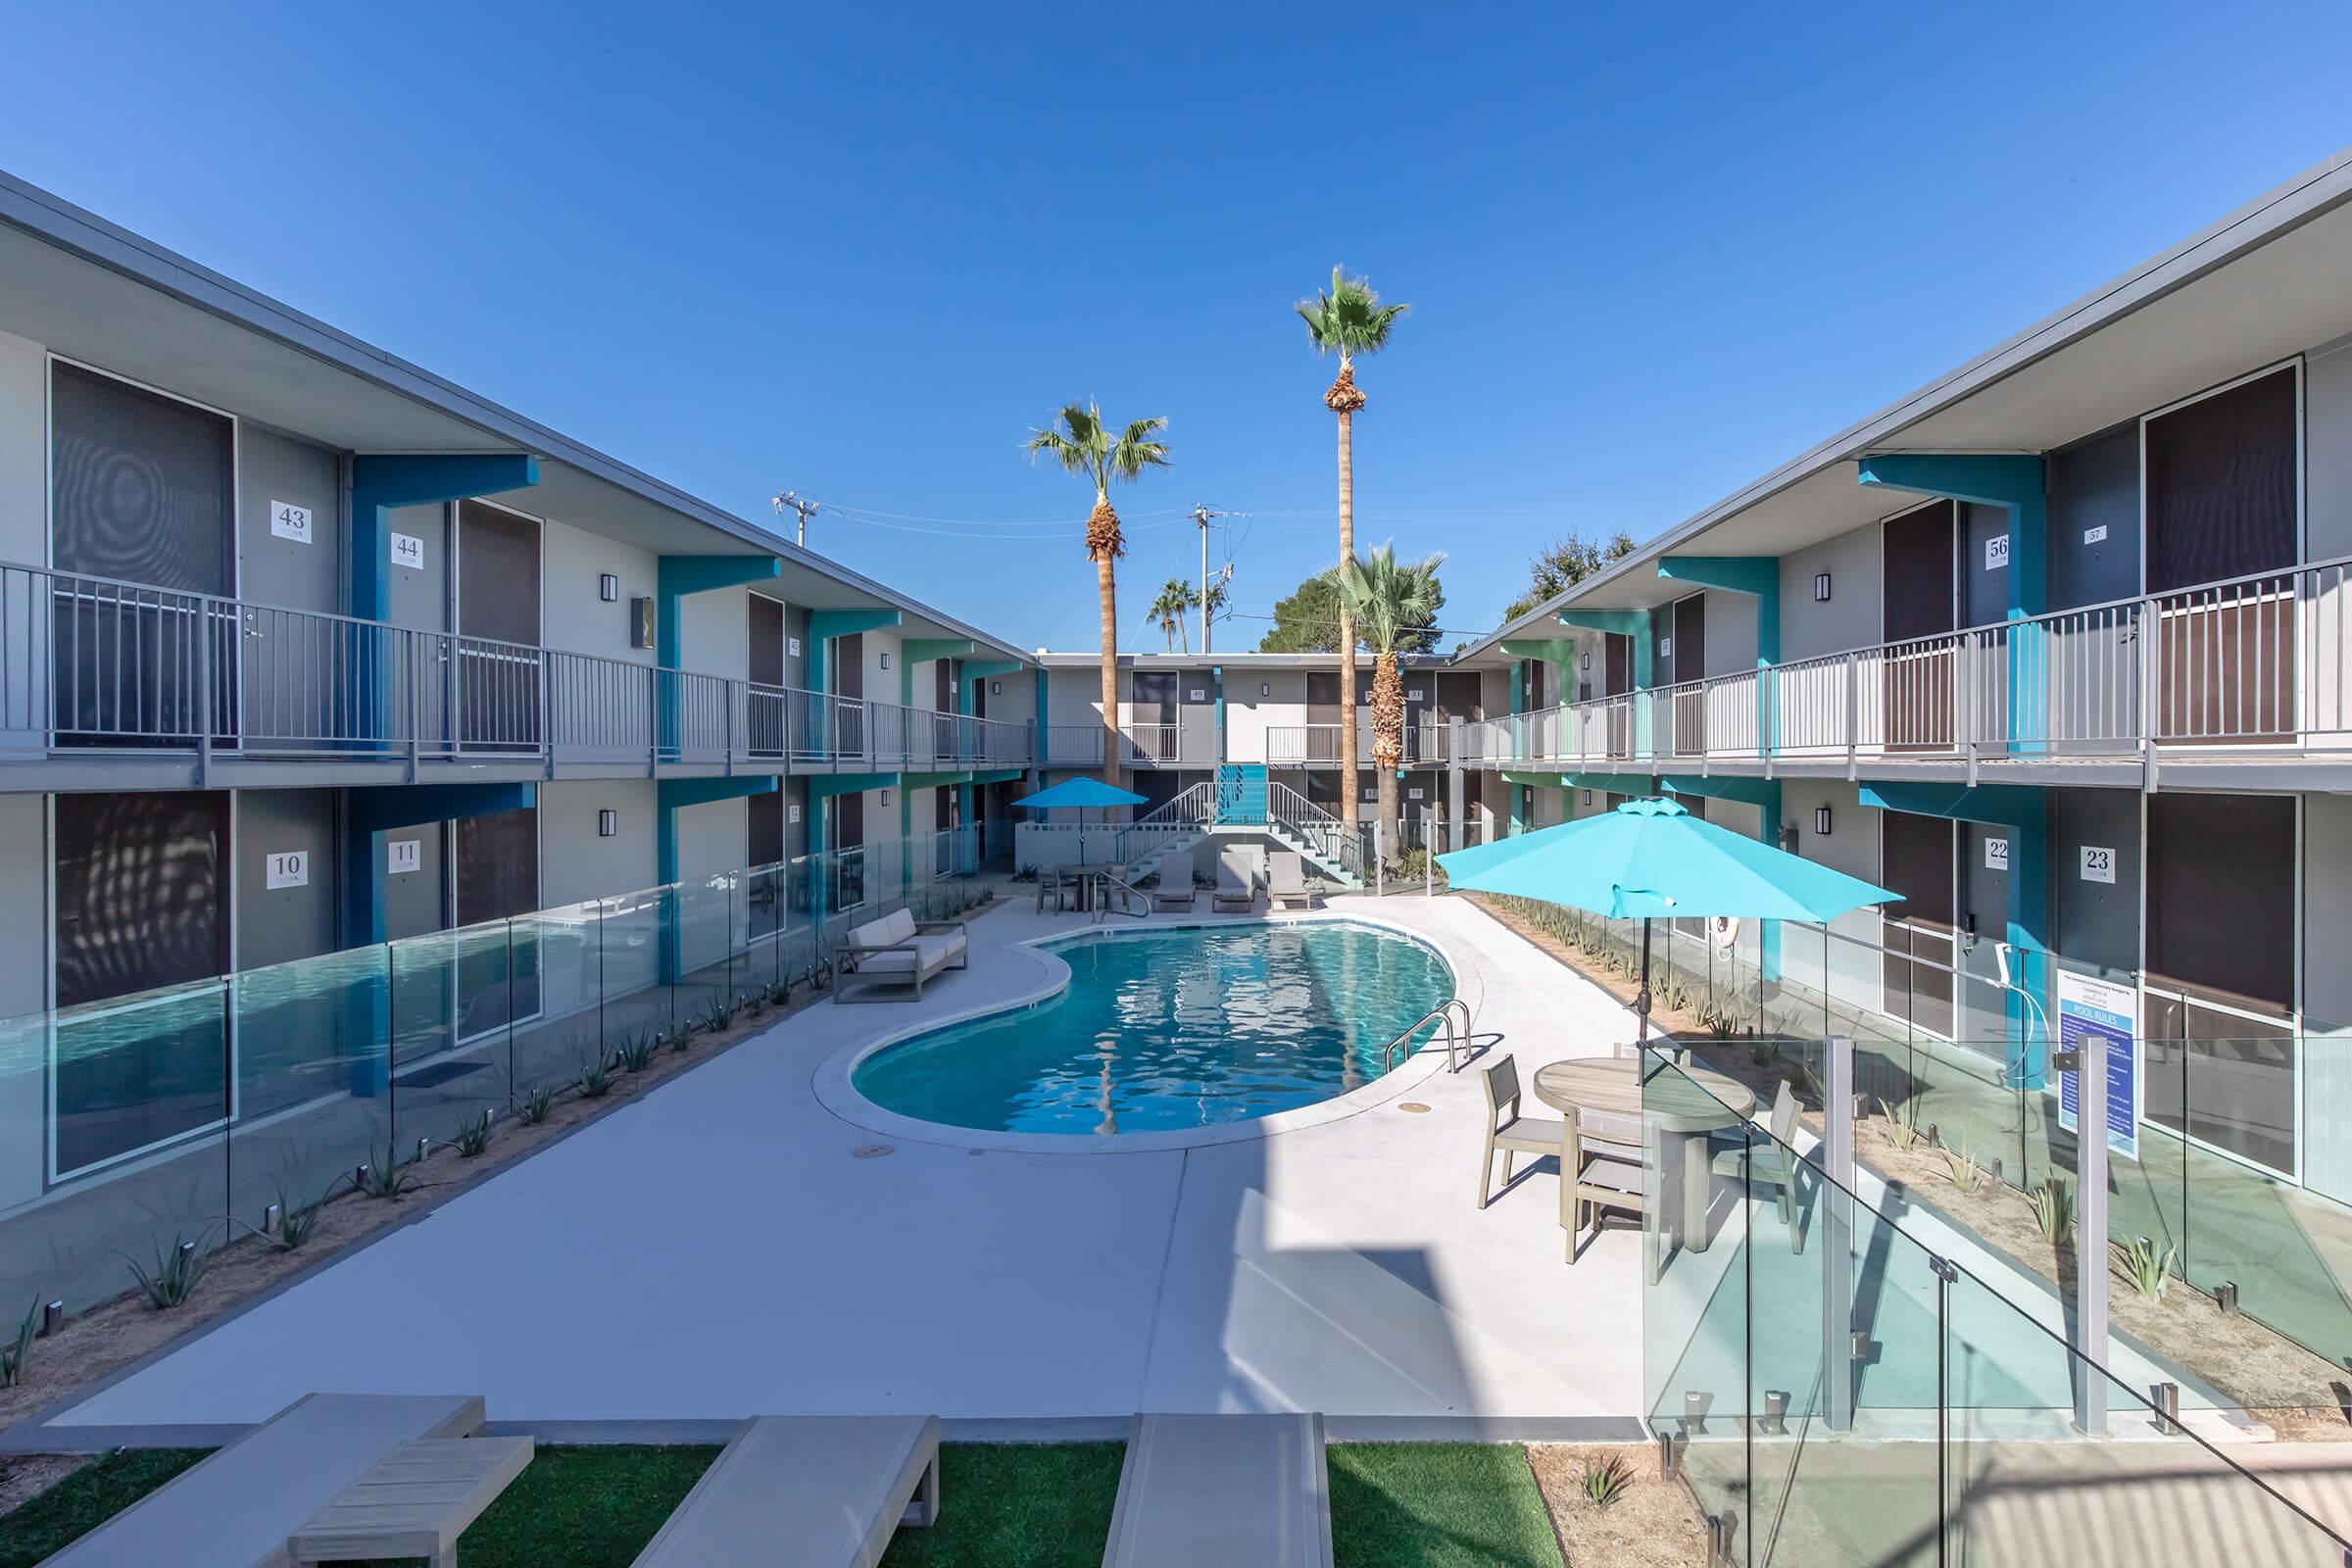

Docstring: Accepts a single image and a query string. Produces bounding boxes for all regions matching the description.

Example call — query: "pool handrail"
[1093,868,1151,922]
[1380,998,1471,1074]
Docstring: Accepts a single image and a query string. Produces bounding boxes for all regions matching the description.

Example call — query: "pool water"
[851,921,1453,1135]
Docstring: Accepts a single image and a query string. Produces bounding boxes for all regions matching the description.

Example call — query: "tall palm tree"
[1296,267,1408,828]
[1026,401,1171,786]
[1335,542,1446,866]
[1150,578,1196,653]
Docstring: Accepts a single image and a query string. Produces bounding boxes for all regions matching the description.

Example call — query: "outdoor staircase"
[1112,774,1366,889]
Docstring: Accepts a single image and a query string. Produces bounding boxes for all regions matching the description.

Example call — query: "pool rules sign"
[2057,970,2139,1160]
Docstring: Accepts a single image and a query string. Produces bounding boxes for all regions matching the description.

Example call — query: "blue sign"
[2056,970,2138,1161]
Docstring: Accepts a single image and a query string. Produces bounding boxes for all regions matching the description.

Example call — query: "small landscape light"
[178,1240,197,1266]
[263,1201,282,1234]
[40,1300,63,1338]
[599,809,617,838]
[2217,1280,2239,1315]
[1815,806,1833,837]
[417,1137,431,1164]
[599,572,619,602]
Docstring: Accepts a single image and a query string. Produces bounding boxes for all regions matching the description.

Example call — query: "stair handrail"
[1379,998,1471,1073]
[1093,868,1151,921]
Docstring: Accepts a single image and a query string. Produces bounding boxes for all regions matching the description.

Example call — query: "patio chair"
[1476,1054,1565,1209]
[1212,848,1256,912]
[1152,850,1197,912]
[631,1415,940,1567]
[1565,1113,1647,1263]
[1102,1412,1332,1567]
[40,1393,485,1568]
[1266,850,1312,911]
[1712,1078,1805,1251]
[834,907,968,1002]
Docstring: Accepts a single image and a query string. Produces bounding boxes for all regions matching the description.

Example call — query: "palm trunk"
[1177,613,1189,656]
[1098,552,1121,788]
[1372,649,1402,866]
[1336,400,1358,826]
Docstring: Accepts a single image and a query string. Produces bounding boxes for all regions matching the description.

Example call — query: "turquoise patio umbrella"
[1012,776,1149,866]
[1437,796,1897,1035]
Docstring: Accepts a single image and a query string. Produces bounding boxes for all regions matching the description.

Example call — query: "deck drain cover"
[853,1144,895,1158]
[1398,1102,1432,1114]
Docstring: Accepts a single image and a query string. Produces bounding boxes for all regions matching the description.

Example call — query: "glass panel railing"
[1642,1043,2352,1567]
[227,944,392,1239]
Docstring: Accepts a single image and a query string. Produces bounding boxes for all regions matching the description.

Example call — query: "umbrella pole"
[1636,916,1653,1043]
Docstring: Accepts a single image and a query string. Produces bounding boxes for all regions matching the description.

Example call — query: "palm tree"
[1334,543,1446,866]
[1150,578,1196,653]
[1026,402,1171,785]
[1296,267,1408,828]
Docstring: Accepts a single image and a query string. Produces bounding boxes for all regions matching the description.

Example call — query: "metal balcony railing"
[1043,720,1201,767]
[0,563,1036,781]
[1458,557,2352,774]
[1265,720,1448,766]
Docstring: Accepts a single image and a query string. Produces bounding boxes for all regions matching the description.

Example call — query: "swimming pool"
[851,920,1453,1135]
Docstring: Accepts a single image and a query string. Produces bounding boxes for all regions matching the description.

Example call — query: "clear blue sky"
[6,3,2349,652]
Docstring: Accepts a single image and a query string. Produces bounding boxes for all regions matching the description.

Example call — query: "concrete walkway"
[37,894,1651,1434]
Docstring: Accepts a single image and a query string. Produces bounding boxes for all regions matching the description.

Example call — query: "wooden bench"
[1102,1413,1333,1567]
[288,1435,534,1567]
[631,1414,941,1567]
[39,1392,485,1568]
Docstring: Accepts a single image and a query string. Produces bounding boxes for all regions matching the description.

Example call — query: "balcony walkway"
[24,897,1652,1436]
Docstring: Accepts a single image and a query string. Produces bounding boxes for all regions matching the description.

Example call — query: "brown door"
[1672,596,1707,756]
[457,502,543,752]
[1603,633,1632,758]
[1305,670,1341,763]
[1882,501,1957,751]
[1879,810,1956,1038]
[749,595,785,754]
[2146,368,2298,745]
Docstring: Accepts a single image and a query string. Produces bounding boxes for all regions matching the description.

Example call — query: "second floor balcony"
[1461,558,2352,787]
[1044,716,1218,769]
[0,564,1033,790]
[1265,720,1449,767]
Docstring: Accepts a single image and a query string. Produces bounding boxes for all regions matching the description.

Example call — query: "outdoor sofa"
[835,906,968,1002]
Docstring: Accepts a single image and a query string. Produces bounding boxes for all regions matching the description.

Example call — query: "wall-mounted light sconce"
[1260,682,1271,698]
[599,572,619,603]
[1815,806,1833,836]
[991,681,1003,696]
[880,787,893,807]
[879,651,891,670]
[598,809,617,838]
[1814,572,1833,602]
[1580,652,1591,671]
[1581,790,1592,806]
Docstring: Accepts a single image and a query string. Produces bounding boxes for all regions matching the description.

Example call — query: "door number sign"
[265,851,309,890]
[2080,845,2116,884]
[270,500,313,544]
[387,838,422,876]
[390,532,425,570]
[1984,837,2009,871]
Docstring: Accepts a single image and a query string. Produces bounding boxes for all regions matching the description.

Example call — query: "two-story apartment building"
[1454,150,2352,1312]
[0,172,1039,1234]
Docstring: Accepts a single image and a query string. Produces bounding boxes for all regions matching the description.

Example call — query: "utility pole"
[1189,504,1229,654]
[771,490,819,549]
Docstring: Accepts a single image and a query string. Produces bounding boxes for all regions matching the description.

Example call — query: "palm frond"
[1297,266,1410,358]
[1334,542,1447,655]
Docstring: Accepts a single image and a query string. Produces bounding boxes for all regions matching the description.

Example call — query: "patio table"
[1532,1056,1755,1253]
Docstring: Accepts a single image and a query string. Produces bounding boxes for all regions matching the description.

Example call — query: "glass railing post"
[1824,1032,1856,1432]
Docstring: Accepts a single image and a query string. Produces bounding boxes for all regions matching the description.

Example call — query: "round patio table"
[1531,1056,1756,1254]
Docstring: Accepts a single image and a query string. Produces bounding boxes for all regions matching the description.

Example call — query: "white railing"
[1044,720,1198,766]
[1456,558,2352,773]
[0,563,1036,781]
[1267,720,1448,765]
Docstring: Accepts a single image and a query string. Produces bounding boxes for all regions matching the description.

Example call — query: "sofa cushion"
[881,907,918,945]
[857,947,923,975]
[912,932,961,969]
[847,915,895,952]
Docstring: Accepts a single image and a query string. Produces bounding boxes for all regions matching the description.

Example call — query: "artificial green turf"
[0,1447,212,1568]
[1329,1443,1565,1568]
[2,1438,1562,1567]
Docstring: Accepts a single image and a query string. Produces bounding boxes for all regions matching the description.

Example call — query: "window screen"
[2146,792,2293,1013]
[50,364,232,594]
[457,503,541,645]
[2145,368,2297,593]
[1879,810,1954,929]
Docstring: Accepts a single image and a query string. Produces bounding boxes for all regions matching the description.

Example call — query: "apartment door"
[748,789,786,939]
[748,594,786,756]
[1882,501,1957,751]
[827,790,867,911]
[447,805,540,1046]
[456,502,542,752]
[1879,810,1956,1039]
[48,364,239,749]
[832,633,865,755]
[1671,595,1707,757]
[1131,670,1177,763]
[1603,633,1632,758]
[1306,670,1342,764]
[50,791,231,1178]
[2144,367,2299,744]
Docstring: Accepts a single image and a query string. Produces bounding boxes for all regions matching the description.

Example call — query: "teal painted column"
[1858,454,2048,754]
[656,555,782,756]
[1557,611,1652,761]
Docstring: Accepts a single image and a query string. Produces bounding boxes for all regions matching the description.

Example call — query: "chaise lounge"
[1152,849,1197,911]
[631,1414,941,1567]
[1102,1412,1333,1567]
[835,906,968,1002]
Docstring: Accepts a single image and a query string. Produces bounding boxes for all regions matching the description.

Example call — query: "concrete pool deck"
[24,894,1656,1439]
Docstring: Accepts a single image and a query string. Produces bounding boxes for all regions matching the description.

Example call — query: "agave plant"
[122,1234,212,1310]
[2117,1237,2177,1299]
[2031,1177,2075,1246]
[516,1083,557,1125]
[0,1298,38,1387]
[615,1030,658,1074]
[355,1142,420,1200]
[577,1053,616,1100]
[1879,1097,1924,1152]
[454,1109,496,1158]
[699,996,739,1036]
[1942,1141,1985,1194]
[270,1182,328,1250]
[1583,1453,1633,1509]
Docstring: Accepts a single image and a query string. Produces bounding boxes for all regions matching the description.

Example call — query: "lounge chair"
[1102,1413,1332,1567]
[632,1415,940,1567]
[1266,850,1312,911]
[41,1392,485,1568]
[835,907,968,1002]
[1477,1054,1565,1209]
[1211,848,1256,912]
[1712,1079,1805,1251]
[1152,850,1196,911]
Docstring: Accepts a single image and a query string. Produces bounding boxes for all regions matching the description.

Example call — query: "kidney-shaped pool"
[851,920,1454,1135]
